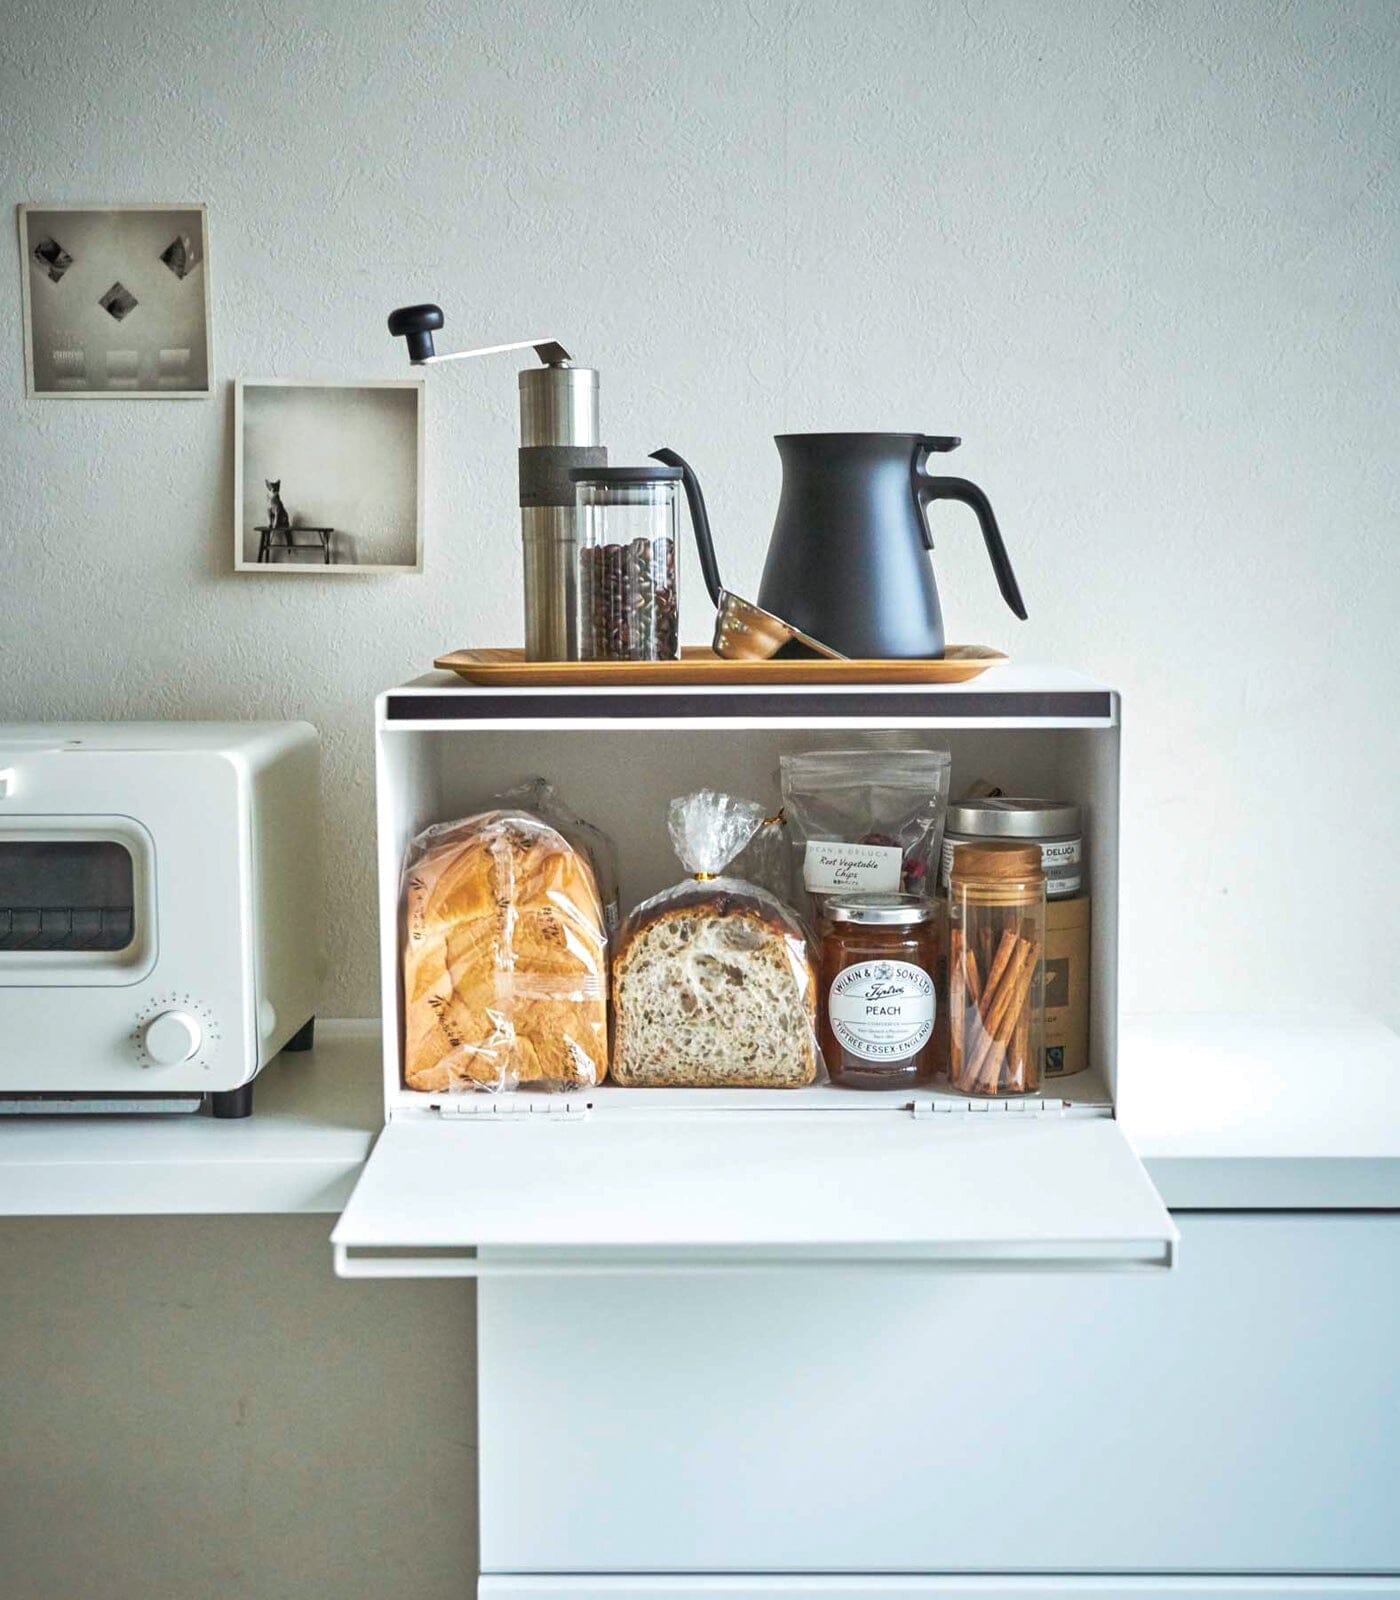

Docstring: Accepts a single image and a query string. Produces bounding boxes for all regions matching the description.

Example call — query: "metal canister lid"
[945,797,1081,838]
[948,841,1045,882]
[823,892,936,926]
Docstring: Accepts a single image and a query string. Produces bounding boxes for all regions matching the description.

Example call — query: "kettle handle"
[649,448,724,608]
[913,473,1028,621]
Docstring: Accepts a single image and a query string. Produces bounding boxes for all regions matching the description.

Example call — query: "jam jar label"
[828,960,934,1062]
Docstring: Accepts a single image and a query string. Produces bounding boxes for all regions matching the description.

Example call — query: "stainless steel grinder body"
[518,364,603,661]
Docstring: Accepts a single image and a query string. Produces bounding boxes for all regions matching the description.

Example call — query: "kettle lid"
[774,432,961,449]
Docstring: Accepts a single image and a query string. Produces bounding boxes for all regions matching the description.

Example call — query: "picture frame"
[232,378,426,575]
[17,203,212,398]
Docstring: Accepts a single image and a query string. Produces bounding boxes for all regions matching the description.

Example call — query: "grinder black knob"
[387,304,444,364]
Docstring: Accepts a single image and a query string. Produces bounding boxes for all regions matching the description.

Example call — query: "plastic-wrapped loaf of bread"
[727,809,790,904]
[401,811,608,1092]
[612,792,820,1088]
[493,776,622,942]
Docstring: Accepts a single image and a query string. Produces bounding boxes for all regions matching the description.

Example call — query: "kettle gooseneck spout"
[648,448,724,609]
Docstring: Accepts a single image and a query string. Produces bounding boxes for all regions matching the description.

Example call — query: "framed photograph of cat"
[233,379,425,574]
[18,203,212,397]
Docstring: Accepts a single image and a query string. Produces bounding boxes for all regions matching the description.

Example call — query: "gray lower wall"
[0,1218,477,1600]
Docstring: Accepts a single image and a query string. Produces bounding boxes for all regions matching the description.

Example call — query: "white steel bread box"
[333,667,1178,1276]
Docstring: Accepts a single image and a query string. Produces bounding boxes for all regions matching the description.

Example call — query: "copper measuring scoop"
[712,589,846,660]
[648,449,846,662]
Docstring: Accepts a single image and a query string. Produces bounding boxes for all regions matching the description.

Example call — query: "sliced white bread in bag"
[402,812,608,1091]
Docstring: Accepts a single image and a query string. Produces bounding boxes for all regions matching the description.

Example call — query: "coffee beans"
[580,535,679,661]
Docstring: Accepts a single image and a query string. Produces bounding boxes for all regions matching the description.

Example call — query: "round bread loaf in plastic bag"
[612,792,820,1088]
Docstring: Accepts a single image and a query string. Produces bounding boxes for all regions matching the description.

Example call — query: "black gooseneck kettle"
[652,433,1027,660]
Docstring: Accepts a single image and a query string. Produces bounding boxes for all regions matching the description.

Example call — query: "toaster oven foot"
[209,1082,254,1119]
[284,1015,316,1053]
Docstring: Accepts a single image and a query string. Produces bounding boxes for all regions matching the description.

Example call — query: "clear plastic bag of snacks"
[780,746,953,913]
[612,792,820,1088]
[401,810,608,1093]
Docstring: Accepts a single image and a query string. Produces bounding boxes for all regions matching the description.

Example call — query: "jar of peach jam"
[818,893,940,1090]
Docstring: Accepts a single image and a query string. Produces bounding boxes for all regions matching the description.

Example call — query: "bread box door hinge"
[911,1096,1071,1118]
[434,1097,592,1121]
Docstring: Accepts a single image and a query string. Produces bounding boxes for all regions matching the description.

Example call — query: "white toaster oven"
[0,722,322,1116]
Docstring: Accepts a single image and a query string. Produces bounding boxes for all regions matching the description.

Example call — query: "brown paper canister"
[1043,893,1090,1077]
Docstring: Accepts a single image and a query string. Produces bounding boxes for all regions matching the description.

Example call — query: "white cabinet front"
[477,1215,1400,1576]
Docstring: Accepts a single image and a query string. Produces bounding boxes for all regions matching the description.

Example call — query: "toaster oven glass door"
[0,818,156,984]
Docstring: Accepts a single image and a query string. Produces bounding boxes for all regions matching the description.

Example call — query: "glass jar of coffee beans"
[571,466,682,662]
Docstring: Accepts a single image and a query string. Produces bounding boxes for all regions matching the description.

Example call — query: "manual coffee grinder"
[388,304,605,660]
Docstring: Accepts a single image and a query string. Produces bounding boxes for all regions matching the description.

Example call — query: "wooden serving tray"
[433,645,1008,687]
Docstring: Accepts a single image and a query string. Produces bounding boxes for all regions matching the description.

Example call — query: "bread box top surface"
[379,667,1118,729]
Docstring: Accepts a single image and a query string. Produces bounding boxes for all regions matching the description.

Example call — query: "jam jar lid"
[823,892,936,926]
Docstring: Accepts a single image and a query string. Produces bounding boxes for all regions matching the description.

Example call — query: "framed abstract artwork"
[18,203,211,397]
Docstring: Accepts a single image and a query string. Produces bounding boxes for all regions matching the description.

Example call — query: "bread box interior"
[375,673,1121,1120]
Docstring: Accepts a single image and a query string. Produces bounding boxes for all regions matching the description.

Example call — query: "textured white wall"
[1,0,1396,1027]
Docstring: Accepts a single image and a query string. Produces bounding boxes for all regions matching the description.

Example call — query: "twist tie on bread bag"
[667,790,767,880]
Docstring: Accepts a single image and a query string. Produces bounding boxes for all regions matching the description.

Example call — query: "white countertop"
[1120,1011,1400,1208]
[1,1015,1396,1218]
[0,1021,381,1217]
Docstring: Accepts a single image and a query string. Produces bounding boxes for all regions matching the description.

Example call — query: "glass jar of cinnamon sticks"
[948,842,1045,1096]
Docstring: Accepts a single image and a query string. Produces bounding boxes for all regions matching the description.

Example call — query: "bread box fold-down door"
[331,1111,1177,1277]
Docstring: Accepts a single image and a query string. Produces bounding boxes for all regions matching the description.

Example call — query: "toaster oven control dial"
[142,1009,204,1066]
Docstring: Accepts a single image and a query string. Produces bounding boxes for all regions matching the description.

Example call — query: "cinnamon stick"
[974,1030,1008,1095]
[956,945,984,1081]
[965,947,983,1006]
[960,1010,993,1090]
[1009,1001,1030,1092]
[981,928,1019,1009]
[970,940,1039,1090]
[949,929,964,1058]
[967,938,1037,1085]
[973,931,1024,1029]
